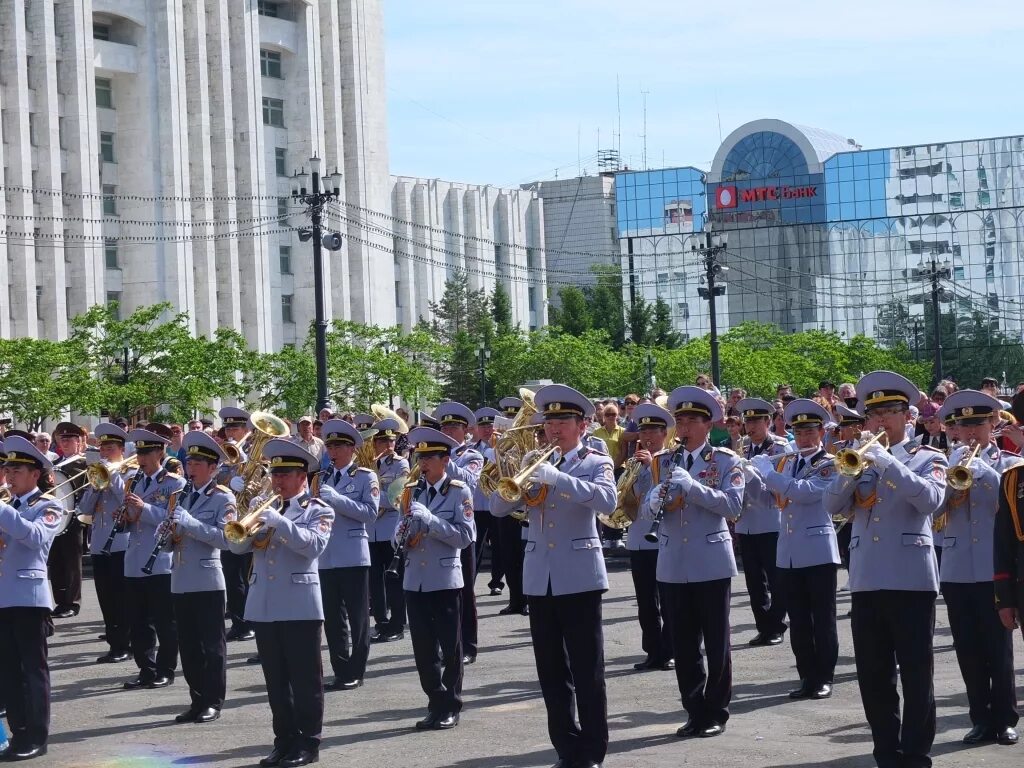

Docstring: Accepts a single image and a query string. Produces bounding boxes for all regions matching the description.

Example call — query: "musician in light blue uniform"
[166,431,236,725]
[644,386,744,740]
[0,437,65,761]
[227,439,333,768]
[218,406,254,642]
[935,390,1019,746]
[471,407,504,596]
[368,418,410,643]
[122,428,187,691]
[398,427,474,730]
[317,419,379,692]
[750,399,839,701]
[78,423,131,664]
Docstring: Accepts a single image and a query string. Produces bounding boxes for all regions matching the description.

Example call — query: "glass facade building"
[616,119,1024,375]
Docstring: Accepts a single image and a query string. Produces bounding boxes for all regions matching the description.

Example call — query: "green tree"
[549,286,591,336]
[627,296,654,346]
[242,344,317,419]
[491,282,516,336]
[0,337,89,428]
[587,265,626,348]
[650,297,683,348]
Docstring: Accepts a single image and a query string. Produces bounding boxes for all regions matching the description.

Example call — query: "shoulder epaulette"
[215,484,234,495]
[713,446,738,457]
[653,448,671,457]
[918,444,942,453]
[156,468,169,483]
[355,466,374,474]
[448,479,466,488]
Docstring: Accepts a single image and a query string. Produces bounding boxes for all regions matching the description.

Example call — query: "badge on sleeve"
[931,463,945,481]
[602,464,614,482]
[468,460,481,473]
[730,472,743,487]
[370,484,380,498]
[318,517,332,534]
[223,505,237,523]
[462,499,474,521]
[43,510,60,526]
[819,466,833,479]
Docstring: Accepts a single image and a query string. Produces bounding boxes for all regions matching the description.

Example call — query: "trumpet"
[0,486,11,504]
[495,445,558,503]
[835,429,887,478]
[947,440,982,492]
[224,493,282,545]
[221,442,243,467]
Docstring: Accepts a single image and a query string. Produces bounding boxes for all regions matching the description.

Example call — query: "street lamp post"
[914,256,952,388]
[694,232,728,387]
[292,156,343,414]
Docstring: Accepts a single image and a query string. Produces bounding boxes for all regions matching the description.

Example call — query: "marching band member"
[735,397,790,647]
[228,439,333,768]
[625,403,675,672]
[78,423,131,664]
[218,407,255,643]
[496,396,529,617]
[122,428,187,691]
[0,437,65,761]
[994,446,1024,705]
[935,390,1019,746]
[48,422,89,618]
[646,386,744,739]
[167,431,237,725]
[491,384,616,768]
[434,402,484,665]
[824,371,947,768]
[368,418,410,643]
[831,404,866,580]
[399,427,475,730]
[317,419,379,692]
[751,399,839,701]
[472,407,504,597]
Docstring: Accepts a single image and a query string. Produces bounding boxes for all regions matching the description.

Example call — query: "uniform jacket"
[470,440,493,511]
[491,444,616,596]
[763,448,840,568]
[994,463,1024,610]
[318,462,379,569]
[372,454,410,543]
[170,481,236,594]
[0,491,65,609]
[228,492,334,622]
[644,443,743,584]
[449,445,483,541]
[736,434,790,535]
[823,437,947,592]
[79,465,129,555]
[398,472,474,592]
[628,448,681,552]
[939,442,1019,584]
[124,469,187,578]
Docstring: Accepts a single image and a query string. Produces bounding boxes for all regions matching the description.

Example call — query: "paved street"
[45,560,1023,768]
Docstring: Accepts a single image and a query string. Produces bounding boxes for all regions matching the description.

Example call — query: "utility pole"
[694,232,728,387]
[645,349,656,392]
[477,343,491,408]
[914,256,951,388]
[292,156,343,414]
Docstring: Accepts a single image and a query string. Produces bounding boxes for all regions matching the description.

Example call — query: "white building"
[0,0,394,350]
[389,176,547,332]
[522,174,618,299]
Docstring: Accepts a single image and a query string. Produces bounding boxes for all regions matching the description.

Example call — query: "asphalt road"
[42,560,1023,768]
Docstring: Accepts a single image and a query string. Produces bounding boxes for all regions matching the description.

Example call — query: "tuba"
[232,411,289,510]
[479,387,538,497]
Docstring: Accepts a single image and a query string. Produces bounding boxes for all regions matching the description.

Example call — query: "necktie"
[188,491,199,507]
[427,486,437,504]
[555,455,565,469]
[143,476,152,492]
[12,497,22,510]
[332,470,341,486]
[796,457,805,476]
[685,453,694,471]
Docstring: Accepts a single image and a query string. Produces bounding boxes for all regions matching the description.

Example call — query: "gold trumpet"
[224,494,283,544]
[0,486,11,504]
[496,445,558,503]
[947,441,982,492]
[835,429,888,478]
[221,442,243,467]
[51,456,139,501]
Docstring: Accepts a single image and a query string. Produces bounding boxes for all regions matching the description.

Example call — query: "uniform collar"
[336,461,354,475]
[15,489,37,506]
[285,490,307,507]
[193,480,212,496]
[889,436,912,458]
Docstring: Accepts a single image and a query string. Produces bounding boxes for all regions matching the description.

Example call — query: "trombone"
[51,456,139,503]
[834,429,888,478]
[224,494,283,544]
[496,445,558,503]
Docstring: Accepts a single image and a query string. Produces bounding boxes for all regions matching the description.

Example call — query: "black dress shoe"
[676,720,700,738]
[436,712,459,729]
[195,707,220,724]
[699,723,726,738]
[51,607,76,619]
[996,726,1018,745]
[633,657,656,671]
[280,749,318,767]
[174,708,199,723]
[747,633,769,646]
[233,629,255,642]
[326,678,363,691]
[259,747,289,767]
[576,762,603,768]
[96,652,131,664]
[123,676,150,690]
[145,676,172,689]
[225,627,242,641]
[462,655,476,665]
[415,712,439,730]
[5,744,47,761]
[811,683,833,699]
[789,682,813,699]
[247,656,262,665]
[520,605,530,616]
[962,725,996,744]
[371,630,404,643]
[765,633,784,645]
[498,605,520,615]
[489,587,503,596]
[97,633,107,641]
[660,659,676,670]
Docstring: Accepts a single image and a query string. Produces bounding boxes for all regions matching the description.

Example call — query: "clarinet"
[142,479,192,575]
[644,448,686,544]
[385,480,419,580]
[100,467,144,555]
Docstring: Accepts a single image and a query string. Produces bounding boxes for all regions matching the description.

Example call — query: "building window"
[36,286,43,318]
[93,23,110,40]
[952,266,965,280]
[102,184,117,215]
[95,77,113,108]
[528,286,537,312]
[281,293,294,323]
[100,132,115,163]
[104,239,118,269]
[106,291,121,319]
[260,49,282,78]
[677,302,690,320]
[275,147,287,176]
[277,197,289,220]
[262,97,284,127]
[395,281,402,308]
[257,0,280,17]
[279,246,292,275]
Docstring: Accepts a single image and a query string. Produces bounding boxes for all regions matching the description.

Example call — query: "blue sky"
[384,0,1022,188]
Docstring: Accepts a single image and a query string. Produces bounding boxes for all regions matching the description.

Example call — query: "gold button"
[683,520,689,525]
[548,543,555,549]
[548,522,554,528]
[873,516,880,522]
[268,575,275,581]
[788,514,793,519]
[682,538,688,543]
[268,560,275,565]
[872,536,879,542]
[420,561,426,566]
[972,519,978,525]
[972,538,979,543]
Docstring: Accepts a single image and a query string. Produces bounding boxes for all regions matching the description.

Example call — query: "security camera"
[322,232,343,251]
[297,229,313,242]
